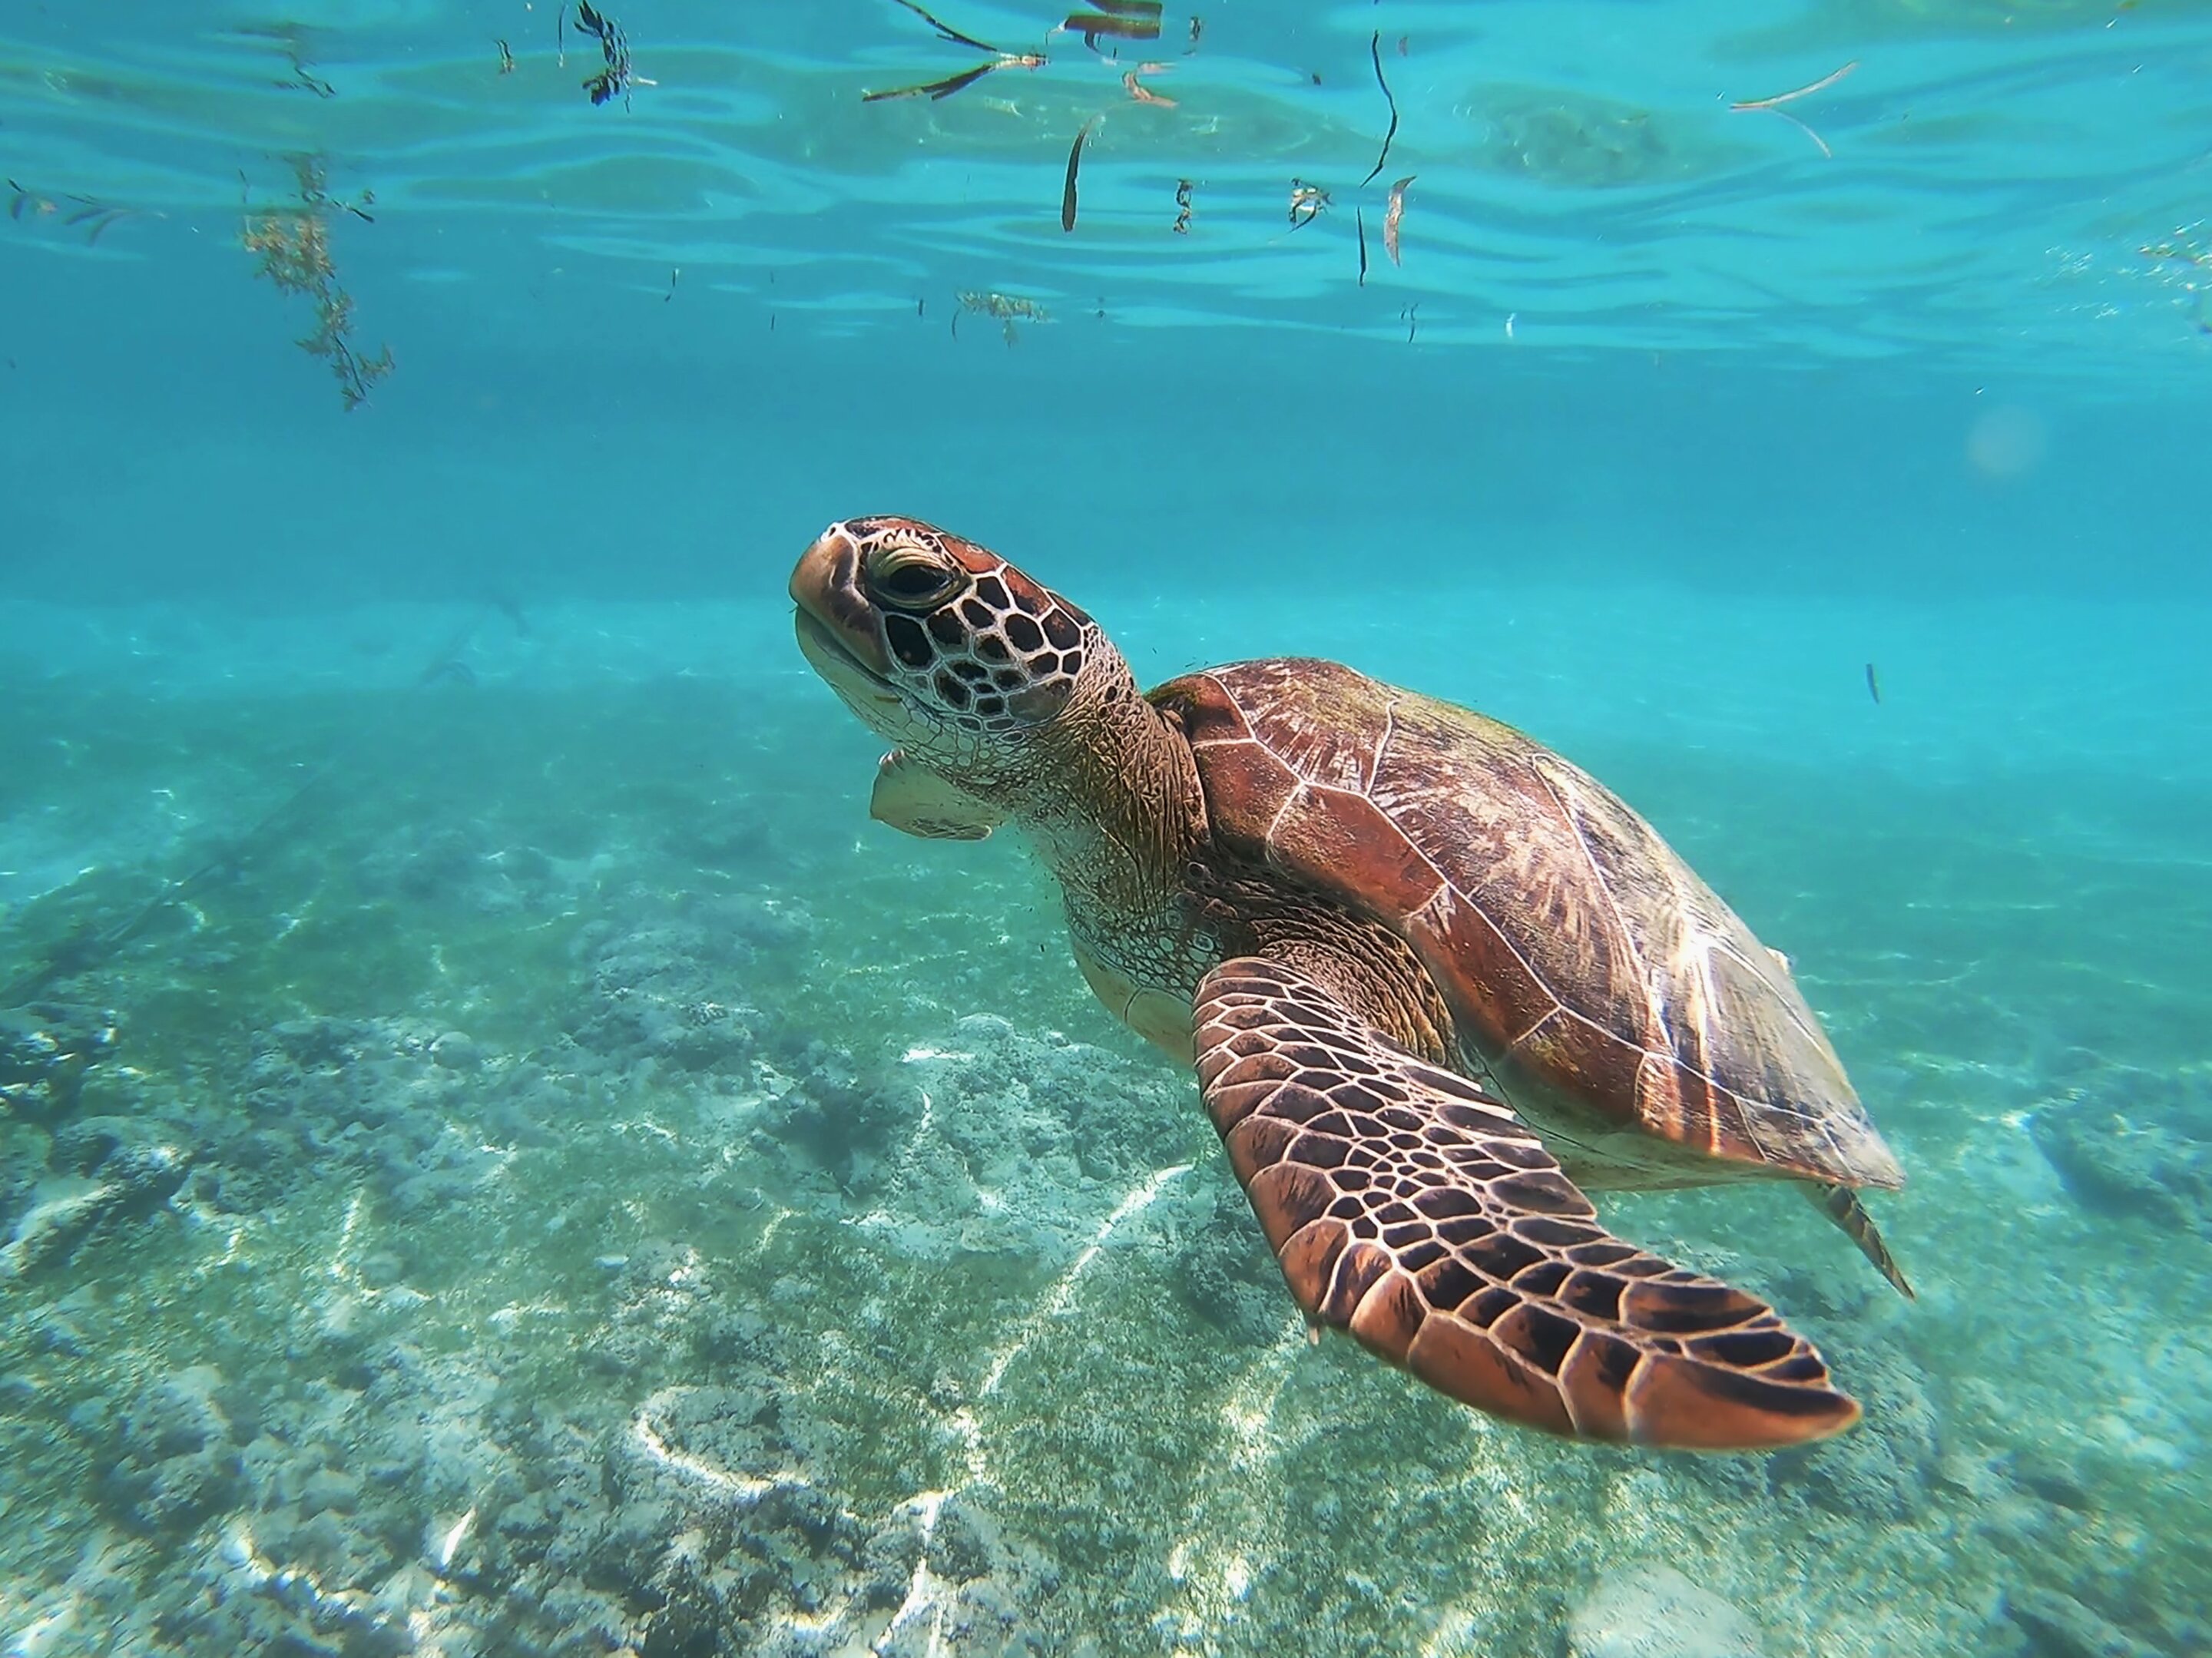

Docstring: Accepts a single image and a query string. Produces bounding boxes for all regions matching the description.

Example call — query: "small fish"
[917,296,926,319]
[1172,177,1193,234]
[1356,207,1368,286]
[664,266,679,302]
[495,37,517,74]
[1865,663,1883,706]
[1383,174,1413,264]
[1401,301,1419,343]
[1062,117,1095,232]
[1185,15,1202,53]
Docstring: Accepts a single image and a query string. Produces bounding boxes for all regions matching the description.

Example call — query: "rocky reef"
[2034,1064,2212,1236]
[2,678,2208,1658]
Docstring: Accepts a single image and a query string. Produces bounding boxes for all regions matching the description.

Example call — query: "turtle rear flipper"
[1195,957,1861,1451]
[1808,1182,1914,1299]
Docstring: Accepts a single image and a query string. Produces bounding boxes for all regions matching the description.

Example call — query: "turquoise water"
[5,2,2212,1653]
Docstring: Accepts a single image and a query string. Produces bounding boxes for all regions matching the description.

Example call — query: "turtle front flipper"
[1194,957,1860,1451]
[870,749,1003,841]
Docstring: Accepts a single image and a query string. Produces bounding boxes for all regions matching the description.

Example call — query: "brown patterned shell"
[1152,657,1903,1193]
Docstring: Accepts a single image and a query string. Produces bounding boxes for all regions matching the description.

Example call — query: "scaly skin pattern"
[793,516,1217,1016]
[1195,957,1857,1448]
[789,516,1894,1448]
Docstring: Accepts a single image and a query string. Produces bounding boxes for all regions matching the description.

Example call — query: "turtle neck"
[995,651,1213,994]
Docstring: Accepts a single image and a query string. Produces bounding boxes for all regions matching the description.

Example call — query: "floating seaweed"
[285,60,338,97]
[863,0,1047,102]
[956,290,1050,346]
[6,180,144,246]
[240,156,394,411]
[2141,237,2211,270]
[1062,117,1095,232]
[573,1,654,108]
[1123,67,1174,105]
[230,22,339,97]
[264,159,377,225]
[1383,174,1413,265]
[68,204,133,244]
[280,36,336,95]
[2141,237,2212,329]
[1063,0,1162,50]
[1361,31,1399,187]
[1730,60,1856,158]
[1172,177,1193,234]
[1288,178,1329,230]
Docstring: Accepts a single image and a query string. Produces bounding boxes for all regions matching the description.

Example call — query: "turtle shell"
[1152,657,1902,1193]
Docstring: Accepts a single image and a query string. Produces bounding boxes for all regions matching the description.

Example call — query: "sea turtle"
[790,517,1907,1451]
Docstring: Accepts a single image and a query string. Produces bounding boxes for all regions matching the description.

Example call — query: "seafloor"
[1,590,2207,1657]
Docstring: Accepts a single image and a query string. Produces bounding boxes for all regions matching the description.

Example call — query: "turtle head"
[790,517,1121,784]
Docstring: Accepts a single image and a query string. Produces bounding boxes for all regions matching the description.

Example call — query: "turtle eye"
[864,544,964,612]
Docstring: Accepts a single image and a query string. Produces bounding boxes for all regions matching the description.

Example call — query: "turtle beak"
[790,523,894,682]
